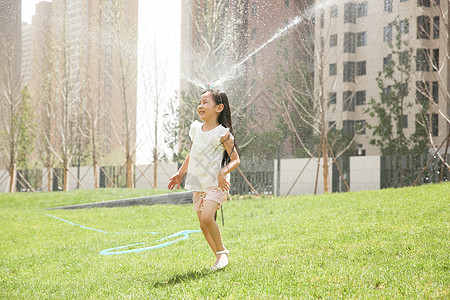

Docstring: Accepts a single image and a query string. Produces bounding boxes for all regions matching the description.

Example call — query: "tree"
[103,0,138,188]
[269,1,358,193]
[365,20,423,155]
[0,38,35,192]
[16,87,35,169]
[44,0,85,192]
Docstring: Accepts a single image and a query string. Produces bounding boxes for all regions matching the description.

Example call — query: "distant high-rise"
[21,22,32,89]
[0,0,22,94]
[22,0,139,168]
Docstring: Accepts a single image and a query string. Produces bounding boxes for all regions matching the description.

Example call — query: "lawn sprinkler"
[204,83,215,91]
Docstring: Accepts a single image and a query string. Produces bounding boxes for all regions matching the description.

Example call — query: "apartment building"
[317,0,449,156]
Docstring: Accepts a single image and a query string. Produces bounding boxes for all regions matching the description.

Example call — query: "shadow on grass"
[153,269,213,287]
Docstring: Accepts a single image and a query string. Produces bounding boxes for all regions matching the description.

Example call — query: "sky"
[22,0,49,24]
[21,0,181,165]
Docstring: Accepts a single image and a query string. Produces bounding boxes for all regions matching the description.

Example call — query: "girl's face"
[197,92,223,123]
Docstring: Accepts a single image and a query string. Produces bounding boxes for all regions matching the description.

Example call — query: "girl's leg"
[200,200,227,261]
[196,211,217,254]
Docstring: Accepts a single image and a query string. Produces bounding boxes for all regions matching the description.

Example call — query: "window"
[344,3,356,24]
[401,115,408,128]
[320,37,324,49]
[329,92,337,104]
[398,50,410,67]
[432,114,438,136]
[417,16,431,39]
[400,0,409,2]
[330,5,338,18]
[357,32,367,46]
[344,32,356,53]
[383,54,392,69]
[432,81,438,103]
[355,120,366,134]
[343,120,355,136]
[252,54,256,65]
[418,0,430,7]
[329,121,337,131]
[382,85,392,104]
[416,81,430,105]
[343,62,355,82]
[433,0,440,5]
[285,0,290,6]
[400,19,409,34]
[432,48,439,71]
[384,24,392,44]
[357,2,368,17]
[433,16,439,39]
[252,3,257,15]
[357,61,366,75]
[343,91,355,111]
[399,82,409,98]
[330,34,337,47]
[384,0,392,12]
[251,28,256,40]
[329,63,337,76]
[356,90,366,105]
[416,48,430,71]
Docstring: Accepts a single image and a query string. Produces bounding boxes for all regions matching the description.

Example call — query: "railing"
[380,154,449,188]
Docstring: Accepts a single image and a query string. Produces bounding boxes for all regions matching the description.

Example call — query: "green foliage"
[241,129,283,159]
[1,183,449,298]
[16,86,36,169]
[365,19,428,155]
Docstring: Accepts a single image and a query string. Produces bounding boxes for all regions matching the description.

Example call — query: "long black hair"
[202,89,239,167]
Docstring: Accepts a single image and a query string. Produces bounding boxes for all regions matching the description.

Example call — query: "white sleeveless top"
[185,120,234,192]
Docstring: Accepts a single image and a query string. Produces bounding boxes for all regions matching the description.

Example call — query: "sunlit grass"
[1,184,449,299]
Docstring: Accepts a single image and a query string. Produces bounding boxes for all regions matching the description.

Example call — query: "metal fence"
[99,166,129,188]
[230,157,274,195]
[6,154,449,193]
[380,154,449,188]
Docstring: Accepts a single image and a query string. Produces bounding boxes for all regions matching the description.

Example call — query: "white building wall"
[135,163,178,190]
[350,156,381,191]
[0,170,9,193]
[274,158,333,196]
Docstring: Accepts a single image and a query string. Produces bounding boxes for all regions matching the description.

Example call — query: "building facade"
[316,0,449,156]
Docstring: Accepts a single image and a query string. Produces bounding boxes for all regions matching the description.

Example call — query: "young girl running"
[168,89,240,271]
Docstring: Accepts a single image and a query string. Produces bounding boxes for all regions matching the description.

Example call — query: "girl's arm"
[168,154,190,190]
[218,132,240,191]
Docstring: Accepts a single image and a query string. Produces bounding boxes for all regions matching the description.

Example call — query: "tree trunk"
[322,131,329,193]
[126,154,134,188]
[47,167,52,192]
[8,163,17,193]
[63,158,69,191]
[93,160,99,189]
[153,158,158,189]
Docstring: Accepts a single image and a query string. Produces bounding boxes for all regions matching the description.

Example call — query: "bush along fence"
[0,154,448,194]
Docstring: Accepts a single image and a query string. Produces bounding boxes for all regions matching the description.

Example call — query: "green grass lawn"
[1,184,449,299]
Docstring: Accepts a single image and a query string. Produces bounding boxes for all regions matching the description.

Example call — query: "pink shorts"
[192,187,227,211]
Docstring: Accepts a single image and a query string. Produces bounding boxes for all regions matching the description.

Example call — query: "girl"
[168,89,240,271]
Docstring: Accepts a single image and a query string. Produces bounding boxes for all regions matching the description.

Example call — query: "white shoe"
[210,249,229,271]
